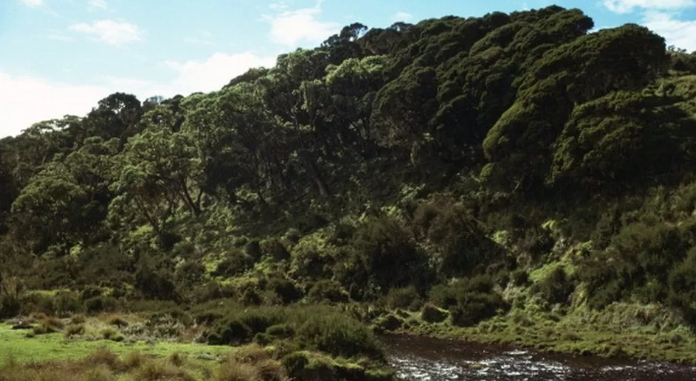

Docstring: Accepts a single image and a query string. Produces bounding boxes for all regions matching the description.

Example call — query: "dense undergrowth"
[3,3,696,367]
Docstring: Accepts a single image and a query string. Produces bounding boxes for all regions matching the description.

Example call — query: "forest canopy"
[3,5,696,330]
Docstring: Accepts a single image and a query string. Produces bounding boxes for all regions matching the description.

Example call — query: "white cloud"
[0,72,112,137]
[643,11,696,52]
[184,37,215,46]
[392,11,413,22]
[269,1,288,11]
[262,2,339,46]
[163,52,276,95]
[48,34,74,42]
[70,20,141,45]
[603,0,694,14]
[19,0,42,7]
[88,0,108,11]
[0,50,277,137]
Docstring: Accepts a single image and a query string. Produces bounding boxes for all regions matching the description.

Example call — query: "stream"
[383,334,696,381]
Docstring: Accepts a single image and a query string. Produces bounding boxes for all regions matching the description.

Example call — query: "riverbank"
[372,302,696,365]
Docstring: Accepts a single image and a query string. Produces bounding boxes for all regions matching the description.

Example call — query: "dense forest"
[4,4,696,364]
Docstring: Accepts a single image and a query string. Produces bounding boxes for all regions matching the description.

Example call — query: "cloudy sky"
[1,0,695,137]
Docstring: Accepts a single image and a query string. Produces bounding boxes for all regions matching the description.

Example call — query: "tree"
[109,107,203,241]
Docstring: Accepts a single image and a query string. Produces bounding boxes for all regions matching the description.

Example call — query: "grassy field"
[0,323,228,363]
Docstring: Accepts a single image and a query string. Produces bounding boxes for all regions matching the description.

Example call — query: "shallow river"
[383,334,696,381]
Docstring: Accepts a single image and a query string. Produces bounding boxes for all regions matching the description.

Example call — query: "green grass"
[0,323,228,363]
[404,306,696,364]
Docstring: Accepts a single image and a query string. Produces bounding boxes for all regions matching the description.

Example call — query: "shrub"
[386,286,420,310]
[418,201,505,277]
[350,217,431,290]
[53,291,82,317]
[107,315,129,328]
[266,324,294,340]
[533,267,575,305]
[421,303,447,323]
[510,269,529,286]
[429,284,458,309]
[281,352,310,380]
[262,239,290,261]
[175,261,206,286]
[31,316,64,335]
[135,358,194,381]
[245,240,263,261]
[123,351,145,370]
[84,296,118,314]
[64,323,85,338]
[214,252,254,278]
[81,285,103,301]
[450,292,507,327]
[102,328,124,342]
[668,247,696,325]
[84,348,123,371]
[267,276,301,304]
[214,361,259,381]
[307,280,348,304]
[297,313,382,359]
[135,266,180,301]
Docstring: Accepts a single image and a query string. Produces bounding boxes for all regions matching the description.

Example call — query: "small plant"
[102,327,125,342]
[124,351,145,370]
[107,315,129,328]
[169,352,187,367]
[64,323,85,338]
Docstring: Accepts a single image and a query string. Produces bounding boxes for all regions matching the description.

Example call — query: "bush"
[450,292,507,327]
[262,239,290,261]
[349,216,431,291]
[135,267,180,301]
[417,201,505,277]
[214,252,254,278]
[267,276,301,304]
[107,315,129,328]
[80,285,103,301]
[429,284,459,309]
[53,291,82,317]
[265,324,294,340]
[669,247,696,325]
[102,327,124,342]
[297,312,383,359]
[245,240,263,261]
[64,323,85,338]
[533,267,575,305]
[307,280,348,304]
[510,269,529,286]
[84,296,118,314]
[421,303,447,323]
[386,286,420,310]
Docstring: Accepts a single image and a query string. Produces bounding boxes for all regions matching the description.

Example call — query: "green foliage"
[532,266,575,305]
[386,286,420,310]
[307,280,348,304]
[206,306,383,360]
[8,4,696,341]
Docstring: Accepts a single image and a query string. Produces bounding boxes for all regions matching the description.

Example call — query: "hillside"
[4,4,696,365]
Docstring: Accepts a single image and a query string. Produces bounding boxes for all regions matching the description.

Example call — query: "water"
[383,334,696,381]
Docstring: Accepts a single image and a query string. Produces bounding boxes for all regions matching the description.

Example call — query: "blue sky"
[1,0,696,137]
